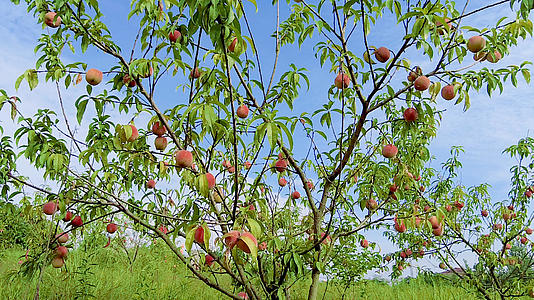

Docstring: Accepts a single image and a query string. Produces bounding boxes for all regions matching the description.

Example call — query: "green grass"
[0,244,519,300]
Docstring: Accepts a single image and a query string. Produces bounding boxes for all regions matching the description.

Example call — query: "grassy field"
[0,243,499,299]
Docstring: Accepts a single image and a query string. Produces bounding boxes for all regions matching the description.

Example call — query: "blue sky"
[1,1,534,277]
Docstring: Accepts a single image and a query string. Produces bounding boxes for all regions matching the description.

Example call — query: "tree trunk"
[307,267,321,300]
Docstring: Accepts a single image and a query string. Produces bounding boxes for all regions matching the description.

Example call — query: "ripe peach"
[382,144,398,158]
[175,150,193,168]
[43,201,58,215]
[432,225,443,236]
[122,74,136,87]
[414,76,430,91]
[228,38,237,52]
[334,73,351,89]
[71,215,83,227]
[44,12,61,28]
[56,246,68,258]
[274,159,288,172]
[194,226,204,244]
[360,239,369,248]
[224,230,241,249]
[86,68,103,86]
[169,30,182,43]
[441,85,455,100]
[467,36,486,53]
[56,232,69,243]
[236,105,249,119]
[407,71,417,82]
[151,121,166,136]
[486,51,502,63]
[278,178,288,187]
[374,47,390,63]
[403,108,418,122]
[205,254,215,266]
[190,67,201,79]
[106,223,118,233]
[146,179,156,189]
[291,191,301,199]
[366,198,378,210]
[63,211,73,222]
[205,173,216,189]
[428,216,440,229]
[395,220,406,233]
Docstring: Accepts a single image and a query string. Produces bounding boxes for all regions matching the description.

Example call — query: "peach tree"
[1,0,534,299]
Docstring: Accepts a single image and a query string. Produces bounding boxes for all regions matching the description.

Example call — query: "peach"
[382,144,398,158]
[486,50,502,63]
[63,211,73,222]
[228,38,237,52]
[44,12,61,28]
[43,201,58,215]
[414,76,430,91]
[205,173,216,189]
[56,246,68,258]
[51,256,64,268]
[169,30,182,43]
[106,223,118,233]
[154,136,168,151]
[194,226,204,244]
[236,105,249,119]
[56,232,69,243]
[403,108,418,122]
[374,47,390,63]
[190,67,201,79]
[274,159,288,172]
[467,36,486,53]
[441,85,455,100]
[86,68,103,86]
[175,150,193,168]
[151,121,166,136]
[122,74,136,87]
[71,215,83,227]
[334,73,351,89]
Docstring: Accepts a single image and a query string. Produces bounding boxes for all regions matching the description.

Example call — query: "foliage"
[1,0,534,299]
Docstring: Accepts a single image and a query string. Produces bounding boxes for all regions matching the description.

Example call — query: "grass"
[0,243,523,300]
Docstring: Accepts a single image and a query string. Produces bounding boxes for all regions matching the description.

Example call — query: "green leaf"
[185,226,196,254]
[522,69,531,84]
[247,218,261,238]
[197,174,209,197]
[76,99,89,124]
[202,224,211,249]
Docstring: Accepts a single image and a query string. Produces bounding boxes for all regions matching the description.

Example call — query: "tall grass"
[0,244,526,299]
